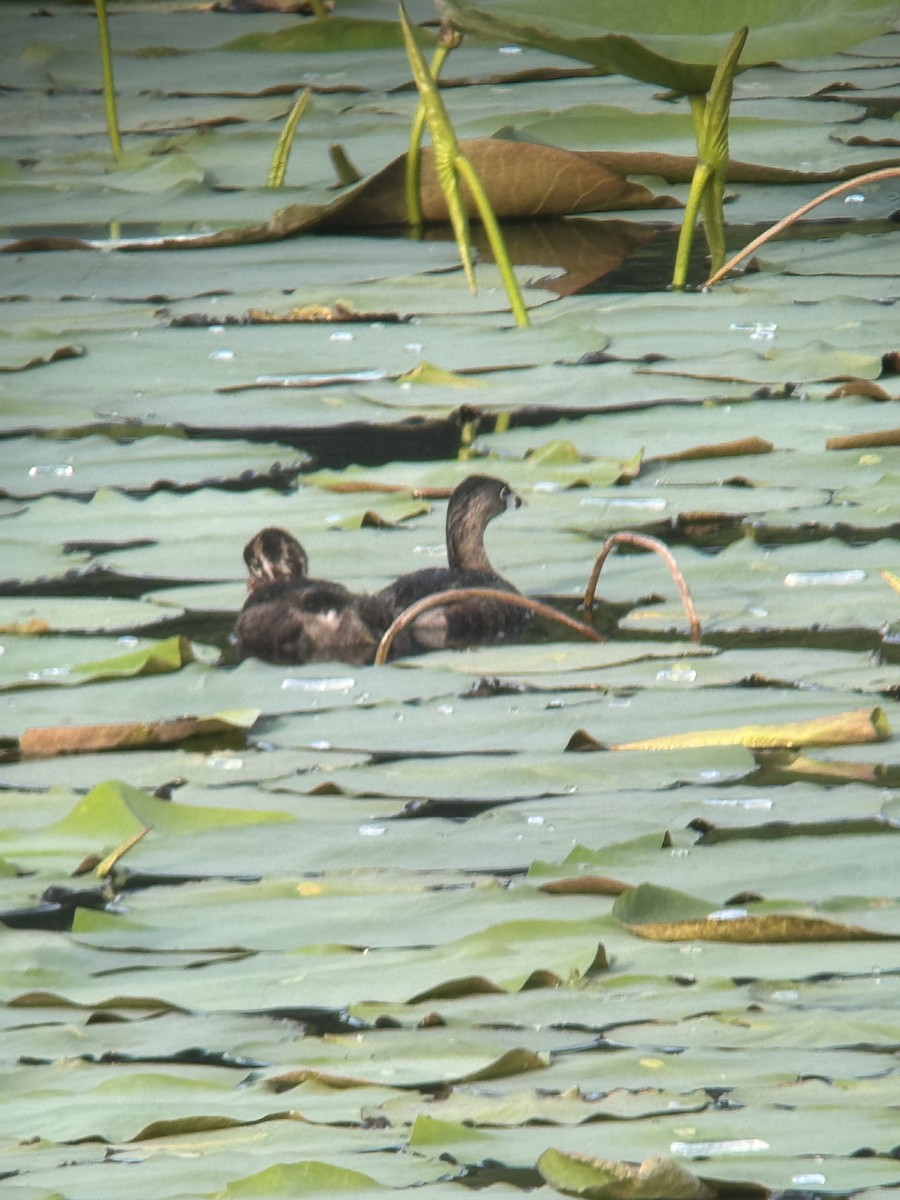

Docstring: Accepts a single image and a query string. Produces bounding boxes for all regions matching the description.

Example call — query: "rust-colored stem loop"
[583,532,701,643]
[704,167,900,288]
[375,587,602,665]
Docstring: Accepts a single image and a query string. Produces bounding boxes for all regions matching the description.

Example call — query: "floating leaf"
[408,975,505,1002]
[17,710,257,759]
[441,0,898,89]
[0,344,84,373]
[334,138,665,226]
[826,428,900,450]
[613,884,712,926]
[539,875,632,896]
[14,780,290,864]
[625,913,899,944]
[218,1161,382,1196]
[648,436,773,463]
[613,883,899,942]
[538,1148,716,1200]
[398,361,484,387]
[70,635,196,682]
[221,16,428,53]
[94,825,151,879]
[826,378,894,401]
[611,707,891,751]
[750,749,900,787]
[459,1047,549,1082]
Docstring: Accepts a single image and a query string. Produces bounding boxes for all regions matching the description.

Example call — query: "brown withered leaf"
[565,728,606,752]
[266,1067,373,1093]
[0,237,95,253]
[0,618,51,635]
[582,150,900,186]
[750,749,900,788]
[409,975,505,1003]
[327,139,673,227]
[213,0,332,12]
[540,875,632,896]
[358,509,393,529]
[841,133,900,148]
[625,913,899,943]
[538,1148,719,1200]
[826,428,900,450]
[0,344,84,373]
[245,302,403,324]
[306,781,345,795]
[173,302,404,327]
[72,854,104,876]
[19,715,248,759]
[826,378,894,401]
[315,481,452,498]
[648,436,774,462]
[521,969,565,989]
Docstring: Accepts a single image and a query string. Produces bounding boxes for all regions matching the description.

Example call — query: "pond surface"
[1,3,899,1198]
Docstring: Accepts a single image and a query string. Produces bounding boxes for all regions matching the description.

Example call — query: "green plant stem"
[454,155,529,327]
[329,143,362,187]
[405,43,450,229]
[700,169,726,273]
[94,0,122,162]
[267,88,311,187]
[672,160,711,291]
[399,3,528,325]
[375,587,601,664]
[671,26,746,289]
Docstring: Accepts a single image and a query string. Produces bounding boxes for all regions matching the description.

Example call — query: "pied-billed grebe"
[378,474,526,653]
[233,527,390,666]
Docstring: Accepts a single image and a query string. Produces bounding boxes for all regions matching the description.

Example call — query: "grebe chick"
[233,527,389,666]
[378,474,526,654]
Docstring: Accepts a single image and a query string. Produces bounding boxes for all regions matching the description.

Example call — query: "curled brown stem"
[375,587,602,666]
[583,532,701,643]
[704,167,900,288]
